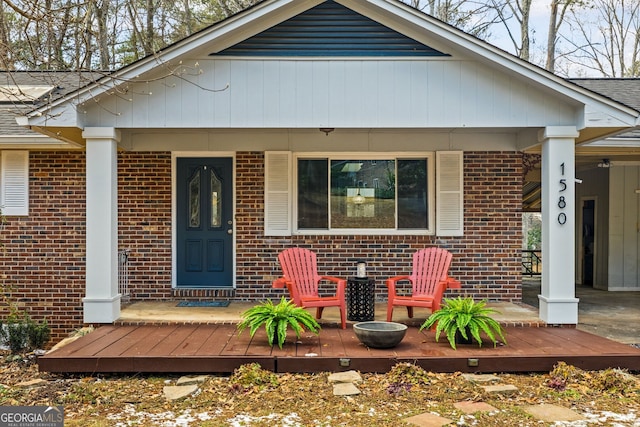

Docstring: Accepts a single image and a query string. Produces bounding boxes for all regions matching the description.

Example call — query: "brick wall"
[0,152,86,343]
[0,151,175,342]
[118,152,172,300]
[0,150,522,343]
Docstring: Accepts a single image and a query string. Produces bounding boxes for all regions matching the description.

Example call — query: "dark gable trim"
[211,0,449,57]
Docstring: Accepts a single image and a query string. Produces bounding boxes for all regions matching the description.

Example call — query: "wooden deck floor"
[37,324,640,374]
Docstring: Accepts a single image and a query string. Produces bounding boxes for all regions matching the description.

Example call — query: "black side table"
[346,277,375,321]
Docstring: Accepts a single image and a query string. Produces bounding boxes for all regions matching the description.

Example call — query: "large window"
[297,156,431,232]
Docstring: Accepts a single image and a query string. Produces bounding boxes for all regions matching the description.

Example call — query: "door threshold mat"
[176,301,230,307]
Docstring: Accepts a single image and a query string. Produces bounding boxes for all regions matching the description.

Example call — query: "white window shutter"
[1,150,29,216]
[264,151,292,236]
[436,151,463,236]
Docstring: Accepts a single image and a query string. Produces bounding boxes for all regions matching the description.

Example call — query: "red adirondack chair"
[273,247,347,329]
[386,248,461,322]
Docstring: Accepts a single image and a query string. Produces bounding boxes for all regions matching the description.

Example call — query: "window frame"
[293,152,435,236]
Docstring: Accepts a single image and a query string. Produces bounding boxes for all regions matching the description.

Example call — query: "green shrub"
[28,318,51,350]
[0,313,51,354]
[0,321,29,354]
[420,297,506,350]
[229,363,279,393]
[237,297,320,348]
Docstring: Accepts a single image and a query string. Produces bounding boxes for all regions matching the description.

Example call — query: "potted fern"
[419,297,506,350]
[237,297,321,349]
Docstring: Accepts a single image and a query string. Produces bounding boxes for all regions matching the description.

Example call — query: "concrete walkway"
[118,300,541,328]
[522,278,640,345]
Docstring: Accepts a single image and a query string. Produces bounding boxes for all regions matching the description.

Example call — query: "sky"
[481,0,605,77]
[408,0,561,70]
[486,1,553,59]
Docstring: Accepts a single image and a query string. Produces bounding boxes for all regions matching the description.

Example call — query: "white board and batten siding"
[264,150,463,237]
[82,59,578,129]
[608,165,640,290]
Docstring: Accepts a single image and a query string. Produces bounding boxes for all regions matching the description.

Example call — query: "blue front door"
[176,157,233,287]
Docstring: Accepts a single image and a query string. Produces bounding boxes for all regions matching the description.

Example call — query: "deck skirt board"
[38,325,640,374]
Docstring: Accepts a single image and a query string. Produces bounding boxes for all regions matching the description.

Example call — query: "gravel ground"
[1,352,639,426]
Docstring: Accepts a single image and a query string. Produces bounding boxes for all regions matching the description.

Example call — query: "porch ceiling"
[523,181,542,212]
[523,143,640,212]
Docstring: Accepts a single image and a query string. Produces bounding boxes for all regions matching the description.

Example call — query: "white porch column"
[539,126,579,324]
[82,127,121,323]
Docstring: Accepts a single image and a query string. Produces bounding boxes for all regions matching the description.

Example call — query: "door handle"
[227,229,233,235]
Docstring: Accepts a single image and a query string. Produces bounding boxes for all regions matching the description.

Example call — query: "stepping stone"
[454,401,498,414]
[480,384,518,394]
[333,382,361,396]
[462,374,500,383]
[328,370,362,383]
[522,404,584,422]
[163,384,198,401]
[403,412,453,426]
[49,327,95,351]
[176,375,209,386]
[16,379,47,388]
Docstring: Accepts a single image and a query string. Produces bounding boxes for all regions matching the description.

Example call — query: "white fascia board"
[582,104,639,128]
[15,116,29,127]
[15,115,83,147]
[347,0,639,127]
[0,134,80,149]
[22,97,85,129]
[582,136,640,147]
[24,0,322,128]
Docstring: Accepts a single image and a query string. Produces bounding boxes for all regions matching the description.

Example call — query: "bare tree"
[0,2,14,69]
[545,0,585,73]
[217,0,257,17]
[0,0,265,70]
[486,0,533,61]
[562,0,640,77]
[95,0,112,70]
[402,0,501,38]
[5,0,632,79]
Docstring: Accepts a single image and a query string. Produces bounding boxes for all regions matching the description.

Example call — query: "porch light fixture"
[356,260,367,278]
[597,159,610,168]
[319,127,334,136]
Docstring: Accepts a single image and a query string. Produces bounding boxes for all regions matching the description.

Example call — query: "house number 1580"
[558,163,567,225]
